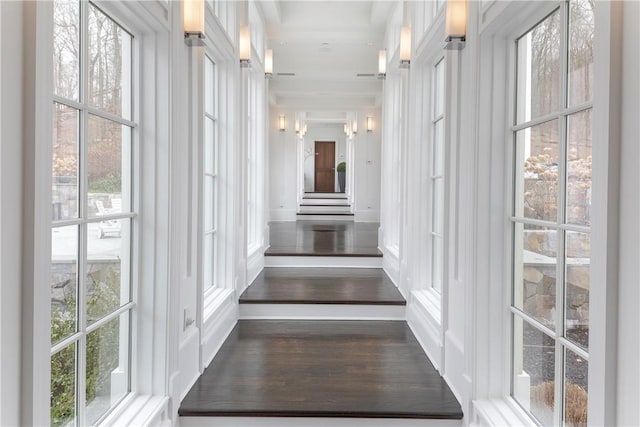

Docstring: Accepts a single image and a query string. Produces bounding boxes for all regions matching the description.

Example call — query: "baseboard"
[269,209,297,221]
[239,303,406,320]
[264,255,382,268]
[354,209,380,222]
[180,416,463,427]
[202,297,238,368]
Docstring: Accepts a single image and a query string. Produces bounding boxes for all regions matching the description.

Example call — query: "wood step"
[239,268,405,305]
[178,321,463,421]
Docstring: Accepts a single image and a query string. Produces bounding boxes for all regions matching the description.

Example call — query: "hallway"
[179,220,462,424]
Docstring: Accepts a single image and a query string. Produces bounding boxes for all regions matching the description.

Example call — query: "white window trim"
[471,2,618,426]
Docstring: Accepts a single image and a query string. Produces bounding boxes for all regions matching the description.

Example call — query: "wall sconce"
[184,0,205,46]
[400,26,411,68]
[445,0,467,50]
[343,124,348,135]
[352,119,358,134]
[239,26,251,67]
[265,49,273,78]
[366,116,373,132]
[278,115,286,132]
[295,119,300,134]
[378,50,387,79]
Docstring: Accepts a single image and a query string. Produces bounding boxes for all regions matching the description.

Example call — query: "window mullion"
[554,2,571,426]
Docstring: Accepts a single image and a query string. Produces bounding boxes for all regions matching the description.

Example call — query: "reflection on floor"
[266,221,382,257]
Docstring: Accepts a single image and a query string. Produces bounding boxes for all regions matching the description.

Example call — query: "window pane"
[564,348,588,427]
[433,119,444,176]
[87,115,132,217]
[515,120,559,222]
[431,235,442,293]
[204,233,214,291]
[514,223,557,328]
[53,103,79,220]
[432,178,443,234]
[53,0,79,101]
[566,109,592,226]
[85,312,130,425]
[52,226,78,345]
[51,343,77,427]
[51,225,79,345]
[513,316,556,426]
[204,177,214,231]
[565,232,590,350]
[516,10,561,123]
[569,0,594,106]
[87,219,131,324]
[434,59,444,118]
[205,57,214,115]
[205,117,215,174]
[88,4,132,119]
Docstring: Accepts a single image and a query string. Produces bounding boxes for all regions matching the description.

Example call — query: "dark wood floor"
[240,268,405,305]
[178,320,463,419]
[266,221,382,257]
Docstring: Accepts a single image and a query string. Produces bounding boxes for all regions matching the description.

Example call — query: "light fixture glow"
[295,119,300,133]
[184,0,205,46]
[265,49,273,77]
[239,26,251,67]
[278,115,286,131]
[366,116,373,132]
[445,0,467,50]
[344,124,348,135]
[378,50,387,79]
[352,119,358,134]
[400,26,411,67]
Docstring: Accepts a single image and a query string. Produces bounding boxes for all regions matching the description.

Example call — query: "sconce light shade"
[445,0,467,50]
[400,26,411,67]
[378,50,387,79]
[366,116,373,132]
[239,26,251,66]
[265,49,273,77]
[352,119,358,134]
[184,0,205,46]
[278,115,286,131]
[295,119,300,133]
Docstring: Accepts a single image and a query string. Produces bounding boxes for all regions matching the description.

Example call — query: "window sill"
[412,289,442,324]
[472,398,538,427]
[98,394,169,427]
[203,287,234,322]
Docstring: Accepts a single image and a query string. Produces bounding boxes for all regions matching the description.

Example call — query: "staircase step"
[298,205,352,214]
[296,213,354,221]
[303,192,348,199]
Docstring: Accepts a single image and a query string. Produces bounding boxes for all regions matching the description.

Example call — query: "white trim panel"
[239,304,405,320]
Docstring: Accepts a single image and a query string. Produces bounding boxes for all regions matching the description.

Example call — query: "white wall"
[269,107,382,222]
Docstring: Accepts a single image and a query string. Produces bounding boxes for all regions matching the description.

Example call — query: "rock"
[523,267,544,284]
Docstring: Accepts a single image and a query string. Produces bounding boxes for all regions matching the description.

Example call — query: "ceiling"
[257,1,397,110]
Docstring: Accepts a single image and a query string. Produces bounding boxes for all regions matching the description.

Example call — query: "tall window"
[51,1,134,425]
[430,58,445,293]
[203,55,218,292]
[511,2,593,426]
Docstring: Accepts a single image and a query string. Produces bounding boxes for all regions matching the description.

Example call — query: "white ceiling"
[257,1,397,110]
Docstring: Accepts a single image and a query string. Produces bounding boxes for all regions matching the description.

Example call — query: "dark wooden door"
[314,141,335,193]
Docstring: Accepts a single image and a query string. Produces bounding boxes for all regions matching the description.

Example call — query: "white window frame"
[471,2,615,426]
[49,2,137,425]
[23,1,172,425]
[509,3,592,426]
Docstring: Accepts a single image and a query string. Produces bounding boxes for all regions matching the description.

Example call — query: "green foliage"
[336,162,346,173]
[88,175,121,194]
[50,262,123,426]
